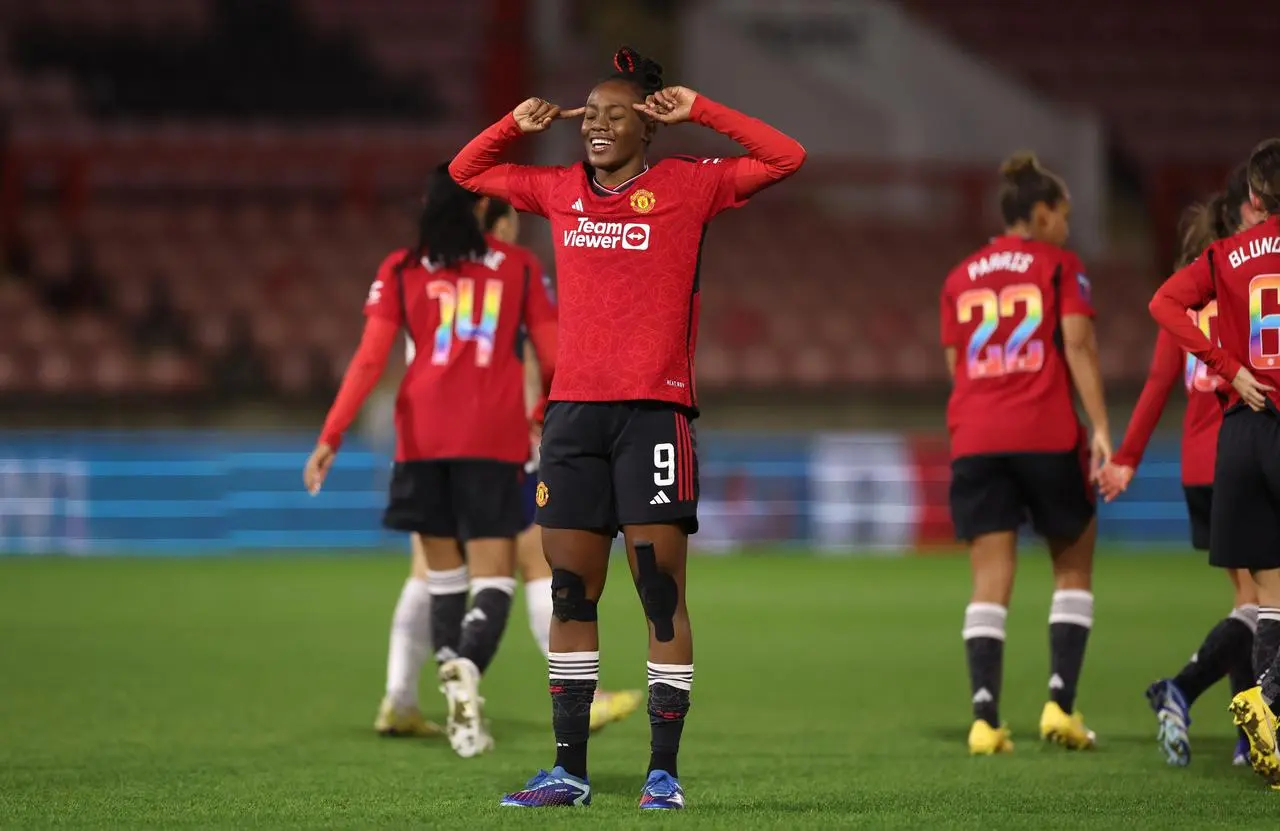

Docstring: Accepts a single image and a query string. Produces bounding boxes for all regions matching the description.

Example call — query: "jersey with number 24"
[940,236,1094,458]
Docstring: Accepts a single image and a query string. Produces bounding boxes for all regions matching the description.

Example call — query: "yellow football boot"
[968,720,1014,755]
[374,697,442,738]
[589,689,643,732]
[1040,701,1096,750]
[1228,686,1280,788]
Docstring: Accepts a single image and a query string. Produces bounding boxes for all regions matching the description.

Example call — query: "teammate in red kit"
[1148,139,1280,787]
[940,152,1109,756]
[450,47,805,808]
[303,164,557,759]
[1098,167,1263,767]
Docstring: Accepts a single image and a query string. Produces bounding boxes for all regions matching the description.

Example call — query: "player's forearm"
[1112,335,1180,468]
[449,114,524,199]
[1149,292,1242,382]
[318,319,397,449]
[1063,337,1109,438]
[528,322,558,391]
[690,97,806,196]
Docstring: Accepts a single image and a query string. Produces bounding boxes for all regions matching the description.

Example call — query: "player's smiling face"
[581,80,650,173]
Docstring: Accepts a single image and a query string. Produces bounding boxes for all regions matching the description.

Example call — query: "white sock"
[524,577,553,659]
[386,577,433,709]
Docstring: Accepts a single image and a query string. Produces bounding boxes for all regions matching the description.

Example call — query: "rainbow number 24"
[1249,275,1280,369]
[426,278,504,366]
[956,284,1045,378]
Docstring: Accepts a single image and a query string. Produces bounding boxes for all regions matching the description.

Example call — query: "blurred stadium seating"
[0,0,1273,403]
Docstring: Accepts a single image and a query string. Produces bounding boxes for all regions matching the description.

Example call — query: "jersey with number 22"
[940,236,1094,458]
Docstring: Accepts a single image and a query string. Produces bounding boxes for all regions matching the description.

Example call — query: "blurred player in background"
[1149,138,1280,788]
[303,165,558,758]
[1099,166,1263,767]
[485,197,643,731]
[941,152,1109,756]
[452,46,805,808]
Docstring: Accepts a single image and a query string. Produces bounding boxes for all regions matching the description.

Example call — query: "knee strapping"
[634,541,679,643]
[550,568,598,622]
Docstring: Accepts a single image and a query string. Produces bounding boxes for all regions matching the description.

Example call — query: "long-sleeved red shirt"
[1151,215,1280,412]
[449,96,805,409]
[1112,321,1224,485]
[319,238,557,463]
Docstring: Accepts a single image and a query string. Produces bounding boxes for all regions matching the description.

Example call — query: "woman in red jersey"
[940,152,1109,756]
[486,196,644,732]
[1099,167,1263,768]
[302,165,558,759]
[1149,139,1280,787]
[450,47,805,809]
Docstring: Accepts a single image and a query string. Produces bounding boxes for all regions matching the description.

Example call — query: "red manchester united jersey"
[1152,215,1280,411]
[365,237,557,463]
[1112,318,1223,486]
[450,96,807,409]
[940,236,1094,458]
[497,157,745,409]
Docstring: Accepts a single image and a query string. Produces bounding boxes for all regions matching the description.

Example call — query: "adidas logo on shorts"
[650,490,671,505]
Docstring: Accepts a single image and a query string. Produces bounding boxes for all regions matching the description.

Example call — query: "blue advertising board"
[0,430,1189,554]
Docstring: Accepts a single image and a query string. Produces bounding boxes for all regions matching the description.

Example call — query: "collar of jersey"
[583,162,650,197]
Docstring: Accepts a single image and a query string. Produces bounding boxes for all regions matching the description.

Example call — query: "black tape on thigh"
[634,541,678,642]
[550,568,598,622]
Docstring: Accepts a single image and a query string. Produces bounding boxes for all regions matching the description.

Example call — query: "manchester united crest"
[630,188,656,214]
[535,481,550,507]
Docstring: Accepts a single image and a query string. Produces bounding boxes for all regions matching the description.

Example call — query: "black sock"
[457,580,515,674]
[1254,608,1280,682]
[427,567,469,663]
[647,662,693,779]
[1259,609,1280,712]
[548,652,598,780]
[1172,616,1254,705]
[1048,590,1093,713]
[962,602,1007,726]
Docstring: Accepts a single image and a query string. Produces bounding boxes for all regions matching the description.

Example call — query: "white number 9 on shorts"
[653,442,676,487]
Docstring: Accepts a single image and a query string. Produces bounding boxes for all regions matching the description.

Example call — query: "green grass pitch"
[1,550,1276,829]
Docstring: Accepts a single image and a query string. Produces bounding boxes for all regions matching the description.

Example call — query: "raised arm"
[688,96,807,199]
[449,98,582,216]
[636,87,805,204]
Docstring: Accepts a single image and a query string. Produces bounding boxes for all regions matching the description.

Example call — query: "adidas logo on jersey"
[650,490,671,505]
[563,218,650,251]
[571,198,584,211]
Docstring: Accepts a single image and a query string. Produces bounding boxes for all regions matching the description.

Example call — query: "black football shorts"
[1210,405,1280,571]
[1182,485,1213,553]
[383,459,525,540]
[535,400,699,537]
[949,435,1094,542]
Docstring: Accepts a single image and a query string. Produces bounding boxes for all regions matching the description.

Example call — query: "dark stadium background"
[2,3,1278,826]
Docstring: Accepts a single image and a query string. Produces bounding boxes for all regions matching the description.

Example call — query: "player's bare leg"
[1231,567,1280,786]
[436,537,516,758]
[623,523,691,809]
[964,530,1017,754]
[375,534,442,737]
[520,525,640,731]
[1043,519,1097,749]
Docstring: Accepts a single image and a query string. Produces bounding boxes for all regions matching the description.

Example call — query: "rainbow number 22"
[1250,275,1280,369]
[426,278,504,366]
[956,284,1045,378]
